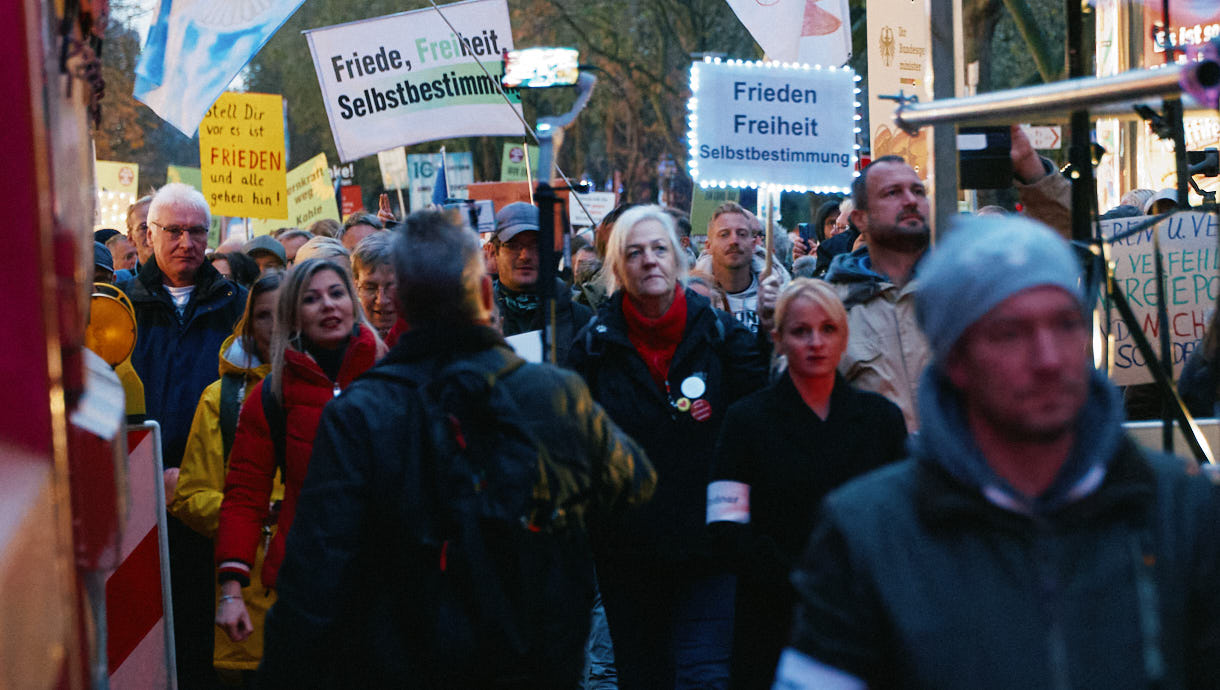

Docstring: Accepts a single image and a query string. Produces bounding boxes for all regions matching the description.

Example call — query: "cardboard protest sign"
[408,152,474,210]
[198,92,288,218]
[249,154,340,237]
[569,191,618,228]
[304,0,522,162]
[500,143,539,182]
[1103,212,1220,385]
[687,59,858,193]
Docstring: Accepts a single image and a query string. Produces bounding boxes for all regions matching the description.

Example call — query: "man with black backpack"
[259,210,657,688]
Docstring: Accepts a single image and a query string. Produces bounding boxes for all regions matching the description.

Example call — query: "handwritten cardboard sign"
[199,92,288,218]
[1103,211,1220,385]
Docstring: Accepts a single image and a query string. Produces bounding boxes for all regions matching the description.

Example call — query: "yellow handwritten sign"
[199,92,287,218]
[249,153,340,236]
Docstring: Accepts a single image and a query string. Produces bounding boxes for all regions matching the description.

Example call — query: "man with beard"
[775,216,1220,689]
[706,202,776,334]
[823,156,933,431]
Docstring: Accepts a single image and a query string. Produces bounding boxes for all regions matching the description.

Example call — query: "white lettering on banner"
[707,480,751,524]
[304,0,521,162]
[1101,212,1220,386]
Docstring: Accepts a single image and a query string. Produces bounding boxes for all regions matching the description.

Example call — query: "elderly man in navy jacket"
[119,181,245,687]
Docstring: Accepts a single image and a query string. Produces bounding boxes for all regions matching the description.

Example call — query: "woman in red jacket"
[214,257,384,642]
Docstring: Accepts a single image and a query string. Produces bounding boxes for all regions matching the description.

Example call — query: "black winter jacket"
[259,325,656,688]
[495,278,593,365]
[120,258,245,467]
[566,288,769,562]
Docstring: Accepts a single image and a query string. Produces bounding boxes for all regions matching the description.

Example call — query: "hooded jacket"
[169,334,283,671]
[495,277,593,364]
[784,367,1220,689]
[120,258,246,467]
[216,325,380,590]
[824,247,929,431]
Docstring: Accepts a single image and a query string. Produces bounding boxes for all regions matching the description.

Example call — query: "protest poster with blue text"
[1103,211,1220,385]
[686,58,858,192]
[304,0,521,162]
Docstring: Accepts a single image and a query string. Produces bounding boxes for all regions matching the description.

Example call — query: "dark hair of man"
[665,207,693,239]
[851,155,907,211]
[595,203,635,258]
[233,271,283,356]
[342,212,384,236]
[209,251,259,287]
[392,210,487,327]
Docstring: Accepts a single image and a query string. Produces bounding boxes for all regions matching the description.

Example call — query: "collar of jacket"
[383,324,508,365]
[825,245,927,308]
[914,435,1155,532]
[284,324,380,389]
[774,369,859,424]
[126,256,230,304]
[595,286,720,365]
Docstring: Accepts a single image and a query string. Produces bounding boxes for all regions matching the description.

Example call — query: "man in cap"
[492,201,592,363]
[93,241,115,284]
[774,215,1220,689]
[244,234,287,273]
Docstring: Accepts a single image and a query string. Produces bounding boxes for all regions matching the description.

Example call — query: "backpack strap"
[261,374,287,483]
[218,373,245,464]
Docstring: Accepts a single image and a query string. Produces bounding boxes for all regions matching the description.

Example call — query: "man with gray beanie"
[774,215,1220,689]
[492,201,592,363]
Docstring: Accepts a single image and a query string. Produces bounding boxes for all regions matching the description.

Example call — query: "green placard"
[500,143,540,182]
[690,187,742,237]
[167,165,225,248]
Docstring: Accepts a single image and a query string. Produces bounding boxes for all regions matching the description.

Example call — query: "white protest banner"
[304,0,521,162]
[1103,212,1220,385]
[686,59,858,192]
[725,0,851,66]
[408,152,474,210]
[378,147,409,189]
[569,191,618,228]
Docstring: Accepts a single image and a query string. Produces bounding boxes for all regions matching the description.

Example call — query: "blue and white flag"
[432,150,450,206]
[134,0,307,137]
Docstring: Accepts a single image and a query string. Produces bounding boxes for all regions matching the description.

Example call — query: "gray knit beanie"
[916,215,1082,365]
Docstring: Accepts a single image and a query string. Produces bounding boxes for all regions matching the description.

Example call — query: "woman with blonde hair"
[567,204,769,688]
[707,278,907,689]
[214,258,383,643]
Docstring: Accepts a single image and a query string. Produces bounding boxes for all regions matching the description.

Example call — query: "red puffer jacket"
[216,326,380,590]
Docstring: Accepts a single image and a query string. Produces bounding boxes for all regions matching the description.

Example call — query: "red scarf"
[623,287,687,390]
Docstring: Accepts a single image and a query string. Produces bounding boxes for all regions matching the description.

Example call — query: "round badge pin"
[676,397,691,412]
[680,375,706,399]
[690,398,712,421]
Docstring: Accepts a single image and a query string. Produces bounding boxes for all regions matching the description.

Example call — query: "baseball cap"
[494,202,540,242]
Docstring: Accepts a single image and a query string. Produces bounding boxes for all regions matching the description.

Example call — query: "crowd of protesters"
[83,127,1220,690]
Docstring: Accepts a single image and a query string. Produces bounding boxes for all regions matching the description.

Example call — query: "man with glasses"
[351,231,399,342]
[492,202,591,364]
[117,182,247,689]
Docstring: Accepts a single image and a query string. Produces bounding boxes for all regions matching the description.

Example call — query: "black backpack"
[372,352,597,684]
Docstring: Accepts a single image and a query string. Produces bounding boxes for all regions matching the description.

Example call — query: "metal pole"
[895,60,1220,131]
[930,0,959,234]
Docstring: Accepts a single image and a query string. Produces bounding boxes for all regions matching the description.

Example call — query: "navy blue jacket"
[120,259,245,468]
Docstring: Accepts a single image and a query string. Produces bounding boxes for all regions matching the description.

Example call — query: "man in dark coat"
[492,201,593,364]
[776,215,1220,689]
[260,210,656,688]
[118,182,246,688]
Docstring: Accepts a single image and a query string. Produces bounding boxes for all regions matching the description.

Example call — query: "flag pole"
[523,141,535,205]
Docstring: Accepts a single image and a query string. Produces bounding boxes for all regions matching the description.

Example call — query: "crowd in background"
[83,128,1220,689]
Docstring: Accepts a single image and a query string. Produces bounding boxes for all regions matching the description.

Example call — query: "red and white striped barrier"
[106,422,176,689]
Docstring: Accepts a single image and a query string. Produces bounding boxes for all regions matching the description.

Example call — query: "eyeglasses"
[501,238,537,254]
[149,220,208,241]
[357,282,396,299]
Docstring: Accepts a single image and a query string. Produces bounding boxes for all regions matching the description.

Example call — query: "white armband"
[771,648,866,690]
[707,480,750,524]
